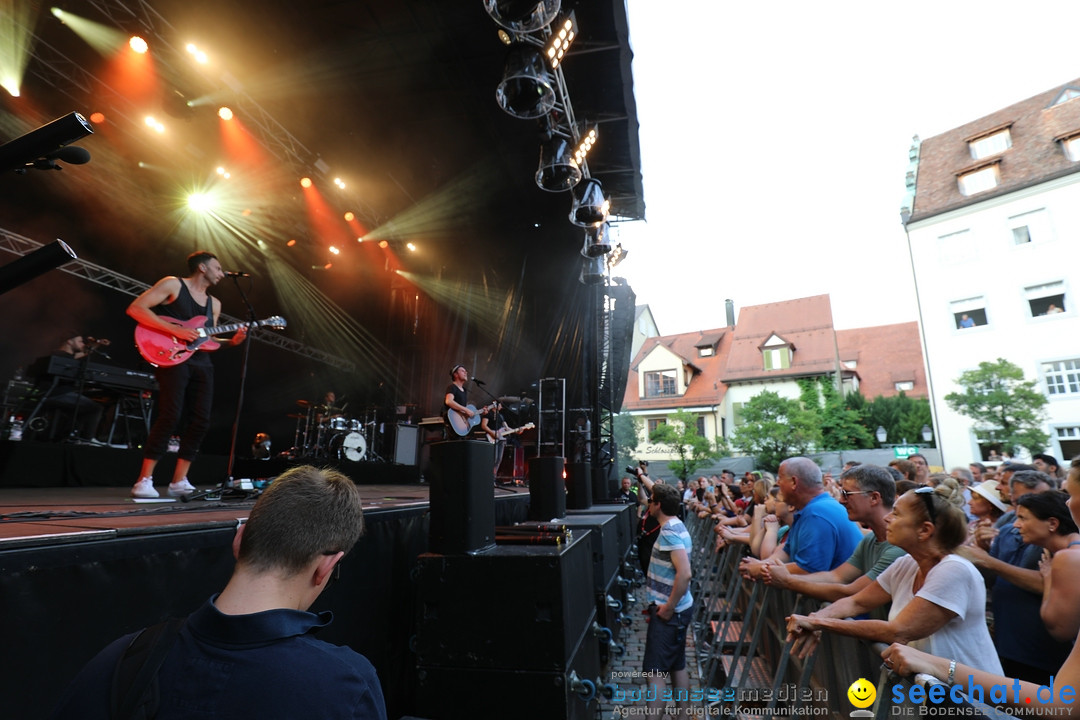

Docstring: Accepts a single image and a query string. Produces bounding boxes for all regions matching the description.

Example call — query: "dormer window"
[761,334,792,371]
[969,128,1011,160]
[698,346,714,357]
[644,369,677,397]
[958,164,999,196]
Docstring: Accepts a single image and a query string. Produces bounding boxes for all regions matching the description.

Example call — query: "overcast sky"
[616,0,1080,335]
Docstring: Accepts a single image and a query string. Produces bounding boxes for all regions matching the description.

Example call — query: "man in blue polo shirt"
[741,456,862,579]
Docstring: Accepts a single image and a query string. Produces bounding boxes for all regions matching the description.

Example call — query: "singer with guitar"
[443,364,491,437]
[127,251,247,499]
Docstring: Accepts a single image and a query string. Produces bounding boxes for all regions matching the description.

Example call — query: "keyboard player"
[32,335,109,442]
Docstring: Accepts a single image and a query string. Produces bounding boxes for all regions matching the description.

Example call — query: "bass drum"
[330,431,366,462]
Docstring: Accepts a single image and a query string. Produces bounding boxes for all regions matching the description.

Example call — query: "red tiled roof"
[836,322,927,399]
[911,78,1080,222]
[720,295,839,383]
[622,328,731,411]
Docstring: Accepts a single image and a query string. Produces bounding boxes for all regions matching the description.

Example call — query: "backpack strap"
[111,617,186,720]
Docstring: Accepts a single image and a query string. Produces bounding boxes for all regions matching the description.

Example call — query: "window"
[762,334,791,370]
[732,402,745,427]
[895,381,914,392]
[1025,281,1067,317]
[644,369,677,397]
[1052,87,1080,106]
[647,418,666,435]
[698,346,714,357]
[695,415,706,437]
[1064,136,1080,162]
[1008,209,1050,246]
[1043,359,1080,396]
[958,165,999,196]
[969,129,1011,160]
[950,296,988,330]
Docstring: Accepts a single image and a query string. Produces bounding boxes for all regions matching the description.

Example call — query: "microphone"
[0,112,94,173]
[471,377,485,386]
[224,271,250,278]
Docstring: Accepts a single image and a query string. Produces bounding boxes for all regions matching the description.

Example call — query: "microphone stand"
[184,277,257,502]
[472,380,519,492]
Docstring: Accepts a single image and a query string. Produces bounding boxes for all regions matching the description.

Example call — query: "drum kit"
[286,398,383,462]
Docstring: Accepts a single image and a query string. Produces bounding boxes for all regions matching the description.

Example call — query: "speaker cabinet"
[528,455,565,520]
[568,502,635,562]
[415,532,596,670]
[565,462,592,509]
[394,424,419,465]
[428,441,495,554]
[525,513,620,595]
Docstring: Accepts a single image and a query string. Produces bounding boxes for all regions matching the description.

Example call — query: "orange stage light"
[89,112,105,124]
[287,239,297,247]
[300,177,313,188]
[344,211,354,222]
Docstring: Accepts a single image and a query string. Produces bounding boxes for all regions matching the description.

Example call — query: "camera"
[625,465,639,476]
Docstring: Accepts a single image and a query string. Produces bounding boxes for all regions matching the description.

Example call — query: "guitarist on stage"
[443,364,489,437]
[127,251,247,499]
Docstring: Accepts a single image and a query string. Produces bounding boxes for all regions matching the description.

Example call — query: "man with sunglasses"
[762,464,904,619]
[51,465,387,720]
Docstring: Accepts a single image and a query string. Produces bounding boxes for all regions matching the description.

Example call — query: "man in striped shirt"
[643,481,694,715]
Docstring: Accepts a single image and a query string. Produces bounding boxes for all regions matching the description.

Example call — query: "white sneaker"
[168,478,197,497]
[131,477,158,499]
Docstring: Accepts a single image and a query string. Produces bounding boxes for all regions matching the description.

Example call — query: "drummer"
[316,391,344,426]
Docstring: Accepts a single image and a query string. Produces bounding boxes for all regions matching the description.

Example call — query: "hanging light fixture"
[579,254,606,285]
[569,177,608,227]
[581,222,611,258]
[535,136,582,191]
[483,0,561,34]
[496,44,555,119]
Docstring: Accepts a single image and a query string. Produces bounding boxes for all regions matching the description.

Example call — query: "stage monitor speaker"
[528,455,565,520]
[565,461,592,509]
[428,441,495,554]
[394,423,419,465]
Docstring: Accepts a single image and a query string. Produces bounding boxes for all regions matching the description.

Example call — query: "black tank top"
[156,278,212,366]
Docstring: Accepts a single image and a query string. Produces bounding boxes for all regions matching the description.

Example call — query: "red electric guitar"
[135,315,287,367]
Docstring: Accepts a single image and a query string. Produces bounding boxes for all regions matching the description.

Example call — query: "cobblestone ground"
[596,596,703,719]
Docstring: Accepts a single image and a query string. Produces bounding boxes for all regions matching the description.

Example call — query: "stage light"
[287,239,297,247]
[2,77,19,97]
[324,262,332,269]
[129,36,148,53]
[581,221,610,258]
[496,44,555,120]
[607,242,627,268]
[344,211,355,222]
[329,246,340,255]
[144,116,165,133]
[545,12,577,69]
[215,166,231,179]
[187,193,212,212]
[406,242,417,252]
[334,177,346,189]
[0,240,77,295]
[378,240,389,249]
[535,136,582,191]
[185,43,208,64]
[217,106,233,120]
[89,112,105,124]
[300,177,312,188]
[484,0,561,33]
[356,237,364,243]
[579,255,606,285]
[569,177,608,227]
[572,125,597,168]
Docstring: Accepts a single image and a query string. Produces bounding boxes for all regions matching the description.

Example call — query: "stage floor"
[0,483,523,546]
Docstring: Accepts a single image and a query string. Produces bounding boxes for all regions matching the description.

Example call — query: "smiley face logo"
[847,678,876,709]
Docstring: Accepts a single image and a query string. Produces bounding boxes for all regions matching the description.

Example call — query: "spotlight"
[569,177,608,227]
[496,44,555,120]
[299,177,312,188]
[185,43,208,64]
[581,222,610,258]
[129,36,148,54]
[187,193,212,212]
[334,177,346,189]
[607,243,627,268]
[0,240,77,295]
[484,0,561,33]
[344,211,355,221]
[378,240,389,249]
[329,246,340,255]
[572,126,597,168]
[406,242,417,252]
[535,136,582,192]
[544,12,577,69]
[89,112,105,124]
[287,239,297,247]
[579,255,606,285]
[217,106,233,120]
[144,116,165,133]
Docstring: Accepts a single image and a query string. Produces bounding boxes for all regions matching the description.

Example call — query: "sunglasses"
[839,489,868,501]
[913,486,938,524]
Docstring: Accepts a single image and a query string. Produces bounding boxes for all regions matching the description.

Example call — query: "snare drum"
[329,417,349,432]
[348,419,362,432]
[329,431,366,461]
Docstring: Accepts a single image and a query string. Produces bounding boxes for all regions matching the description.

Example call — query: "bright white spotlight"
[217,107,233,120]
[329,246,340,255]
[129,36,148,54]
[1,77,19,97]
[406,242,417,252]
[144,116,165,133]
[187,193,212,212]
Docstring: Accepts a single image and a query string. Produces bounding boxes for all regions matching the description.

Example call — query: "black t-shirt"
[444,383,467,416]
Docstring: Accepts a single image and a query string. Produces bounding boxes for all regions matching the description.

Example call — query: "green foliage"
[613,413,643,469]
[647,408,723,482]
[730,390,820,472]
[799,376,874,451]
[848,390,934,448]
[944,358,1049,457]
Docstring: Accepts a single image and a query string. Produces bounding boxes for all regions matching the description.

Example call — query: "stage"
[0,439,531,719]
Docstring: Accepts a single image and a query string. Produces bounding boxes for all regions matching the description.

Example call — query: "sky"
[616,0,1080,336]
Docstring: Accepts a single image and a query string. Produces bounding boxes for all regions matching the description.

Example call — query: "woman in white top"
[785,483,1002,675]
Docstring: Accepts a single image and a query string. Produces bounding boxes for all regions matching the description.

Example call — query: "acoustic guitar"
[447,401,498,437]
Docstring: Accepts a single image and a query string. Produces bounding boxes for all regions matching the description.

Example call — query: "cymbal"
[287,413,306,419]
[296,399,312,407]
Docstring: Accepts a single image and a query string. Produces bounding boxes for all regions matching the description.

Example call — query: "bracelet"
[947,660,957,685]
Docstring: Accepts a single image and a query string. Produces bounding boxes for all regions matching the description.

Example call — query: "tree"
[647,408,723,482]
[731,390,821,472]
[799,377,874,451]
[944,358,1049,457]
[848,391,934,448]
[613,413,643,470]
